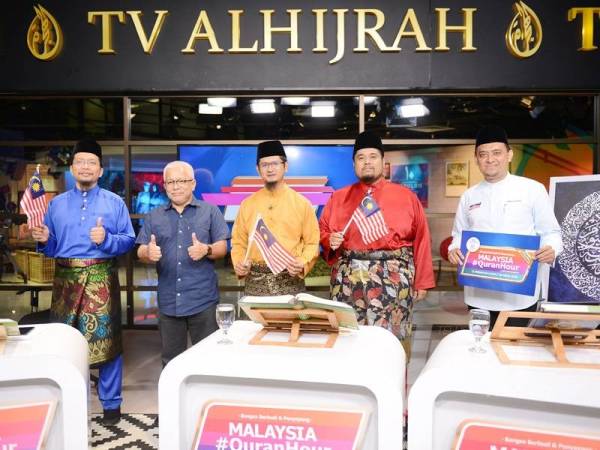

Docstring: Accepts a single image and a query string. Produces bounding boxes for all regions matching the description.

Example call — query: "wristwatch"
[206,245,212,256]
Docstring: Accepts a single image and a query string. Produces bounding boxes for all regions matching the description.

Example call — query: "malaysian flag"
[249,216,297,275]
[351,195,389,244]
[20,168,47,228]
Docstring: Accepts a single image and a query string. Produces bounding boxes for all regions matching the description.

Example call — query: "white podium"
[0,323,89,450]
[408,330,600,449]
[159,321,405,450]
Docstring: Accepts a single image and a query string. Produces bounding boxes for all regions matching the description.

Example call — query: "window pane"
[384,142,595,272]
[366,96,594,139]
[130,148,176,288]
[0,98,123,140]
[0,145,128,288]
[130,97,358,140]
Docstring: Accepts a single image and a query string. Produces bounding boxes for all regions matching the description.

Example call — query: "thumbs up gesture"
[147,234,162,262]
[90,217,106,245]
[188,232,209,261]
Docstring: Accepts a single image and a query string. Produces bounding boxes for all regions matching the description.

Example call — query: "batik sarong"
[331,247,416,358]
[50,258,122,367]
[244,263,305,296]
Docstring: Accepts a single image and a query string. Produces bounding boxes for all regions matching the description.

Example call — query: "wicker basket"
[13,250,29,278]
[27,251,55,283]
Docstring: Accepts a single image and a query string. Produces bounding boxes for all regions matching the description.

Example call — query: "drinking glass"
[469,309,490,353]
[216,303,235,344]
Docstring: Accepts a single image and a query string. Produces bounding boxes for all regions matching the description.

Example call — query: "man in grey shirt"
[137,161,230,365]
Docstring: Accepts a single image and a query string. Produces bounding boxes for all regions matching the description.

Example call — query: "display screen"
[179,144,356,222]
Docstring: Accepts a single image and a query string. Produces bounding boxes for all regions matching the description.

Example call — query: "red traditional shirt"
[319,178,435,290]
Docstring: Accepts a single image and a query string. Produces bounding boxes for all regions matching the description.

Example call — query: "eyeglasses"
[164,179,194,188]
[259,161,284,170]
[73,159,100,167]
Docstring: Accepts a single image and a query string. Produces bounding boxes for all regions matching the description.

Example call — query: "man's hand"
[414,289,428,302]
[188,232,209,261]
[90,217,105,245]
[31,225,49,244]
[286,258,305,277]
[234,260,251,277]
[329,231,344,251]
[448,248,464,265]
[535,245,556,264]
[146,234,162,262]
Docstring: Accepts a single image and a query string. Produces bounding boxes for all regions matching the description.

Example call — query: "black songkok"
[353,131,384,158]
[475,125,509,148]
[72,139,103,166]
[256,140,286,164]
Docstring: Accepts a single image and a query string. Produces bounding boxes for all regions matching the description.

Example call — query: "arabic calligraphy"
[505,1,542,58]
[27,4,63,61]
[559,191,600,300]
[576,211,600,277]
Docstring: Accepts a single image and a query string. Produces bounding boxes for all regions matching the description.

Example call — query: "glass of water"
[469,309,490,353]
[216,303,235,345]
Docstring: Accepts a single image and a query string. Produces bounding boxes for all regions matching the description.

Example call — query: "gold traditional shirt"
[231,184,320,277]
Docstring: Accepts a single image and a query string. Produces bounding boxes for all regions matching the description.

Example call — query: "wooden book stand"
[246,308,339,348]
[490,311,600,369]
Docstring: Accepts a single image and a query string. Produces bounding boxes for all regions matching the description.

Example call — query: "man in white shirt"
[448,125,563,326]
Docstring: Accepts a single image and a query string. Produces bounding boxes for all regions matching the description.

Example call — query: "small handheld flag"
[248,215,297,274]
[350,195,389,244]
[20,165,48,229]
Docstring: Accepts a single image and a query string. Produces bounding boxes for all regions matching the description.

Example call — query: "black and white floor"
[90,414,158,450]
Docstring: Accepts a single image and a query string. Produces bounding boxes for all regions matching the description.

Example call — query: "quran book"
[526,303,600,332]
[238,293,359,330]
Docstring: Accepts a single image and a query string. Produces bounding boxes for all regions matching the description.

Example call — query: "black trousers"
[159,304,219,367]
[468,302,538,329]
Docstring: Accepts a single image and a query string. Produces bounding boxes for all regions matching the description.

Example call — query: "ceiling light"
[281,97,310,106]
[311,101,335,118]
[353,96,379,105]
[198,103,222,115]
[251,99,276,114]
[147,98,160,103]
[398,98,429,118]
[207,97,237,108]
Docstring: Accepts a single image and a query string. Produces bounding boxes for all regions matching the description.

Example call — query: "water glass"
[469,309,490,353]
[216,303,235,345]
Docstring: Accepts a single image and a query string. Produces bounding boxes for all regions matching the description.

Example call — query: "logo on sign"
[27,4,64,61]
[505,1,542,58]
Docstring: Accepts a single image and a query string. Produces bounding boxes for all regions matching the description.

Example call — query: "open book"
[526,302,600,333]
[238,293,359,330]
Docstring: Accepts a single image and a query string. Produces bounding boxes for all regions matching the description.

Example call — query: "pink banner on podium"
[454,421,600,450]
[0,402,55,450]
[193,402,368,450]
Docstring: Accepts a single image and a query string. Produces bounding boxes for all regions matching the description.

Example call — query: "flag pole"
[243,213,261,263]
[341,215,353,236]
[36,164,41,173]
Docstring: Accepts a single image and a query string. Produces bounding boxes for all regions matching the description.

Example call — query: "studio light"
[251,99,276,114]
[398,98,429,118]
[207,97,237,108]
[311,101,335,118]
[198,103,223,115]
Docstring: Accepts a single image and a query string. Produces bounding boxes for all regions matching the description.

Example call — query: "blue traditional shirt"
[136,197,230,317]
[40,185,135,258]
